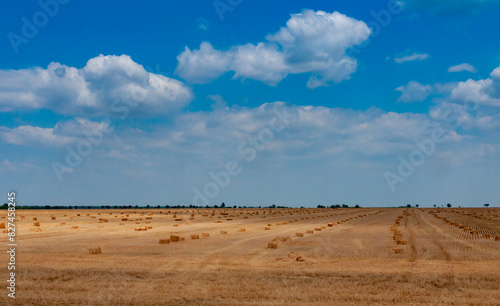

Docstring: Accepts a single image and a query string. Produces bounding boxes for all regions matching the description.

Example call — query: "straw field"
[1,207,499,304]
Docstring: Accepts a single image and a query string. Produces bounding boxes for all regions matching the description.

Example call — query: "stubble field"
[1,207,499,305]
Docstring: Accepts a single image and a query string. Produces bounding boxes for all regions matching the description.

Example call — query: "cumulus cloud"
[0,125,78,147]
[3,101,436,157]
[175,10,371,88]
[4,98,484,157]
[426,65,500,131]
[449,65,500,106]
[396,81,433,103]
[448,63,476,73]
[393,51,430,63]
[129,102,434,160]
[0,118,110,147]
[53,118,111,137]
[4,96,500,205]
[176,42,233,83]
[230,43,289,85]
[0,54,193,116]
[208,94,228,110]
[428,98,500,132]
[393,66,500,108]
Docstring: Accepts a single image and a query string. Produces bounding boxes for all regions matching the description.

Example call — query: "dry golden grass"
[1,207,500,305]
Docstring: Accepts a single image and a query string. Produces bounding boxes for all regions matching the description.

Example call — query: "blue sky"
[1,0,500,207]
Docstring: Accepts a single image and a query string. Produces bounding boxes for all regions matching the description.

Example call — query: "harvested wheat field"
[1,207,500,305]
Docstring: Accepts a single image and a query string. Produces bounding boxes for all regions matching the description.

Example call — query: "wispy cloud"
[448,63,477,73]
[393,52,430,63]
[197,17,210,31]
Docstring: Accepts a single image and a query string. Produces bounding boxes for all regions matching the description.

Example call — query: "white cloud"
[393,52,430,63]
[175,10,371,88]
[396,81,433,103]
[208,94,228,110]
[429,101,477,128]
[429,98,500,131]
[1,100,465,158]
[4,96,500,206]
[53,118,111,137]
[0,118,110,148]
[0,125,78,147]
[491,66,500,79]
[448,63,477,73]
[1,159,35,172]
[425,65,500,131]
[102,150,128,160]
[449,64,500,106]
[0,54,193,116]
[176,42,233,83]
[129,102,434,160]
[1,159,16,172]
[230,43,289,85]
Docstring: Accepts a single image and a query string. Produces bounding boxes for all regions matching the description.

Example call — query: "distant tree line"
[1,202,493,209]
[0,203,299,209]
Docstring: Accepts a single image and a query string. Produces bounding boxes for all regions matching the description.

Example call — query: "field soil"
[1,207,499,305]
